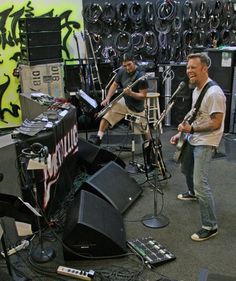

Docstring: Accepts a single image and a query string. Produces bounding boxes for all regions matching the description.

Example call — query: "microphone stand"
[141,98,176,228]
[21,147,55,263]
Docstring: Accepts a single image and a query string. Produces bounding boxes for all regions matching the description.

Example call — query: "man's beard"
[188,81,196,89]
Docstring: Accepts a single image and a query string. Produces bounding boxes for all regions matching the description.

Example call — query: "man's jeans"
[181,143,218,229]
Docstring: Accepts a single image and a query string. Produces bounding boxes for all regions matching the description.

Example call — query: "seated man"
[90,52,151,146]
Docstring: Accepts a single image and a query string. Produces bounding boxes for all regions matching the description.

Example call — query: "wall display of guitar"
[96,73,150,119]
[173,108,196,163]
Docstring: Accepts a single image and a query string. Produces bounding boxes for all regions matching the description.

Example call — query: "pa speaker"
[20,31,61,47]
[80,161,142,214]
[21,45,62,62]
[78,137,125,174]
[62,190,127,260]
[19,17,61,32]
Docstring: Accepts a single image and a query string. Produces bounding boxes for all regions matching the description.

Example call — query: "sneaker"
[89,135,101,146]
[177,191,197,201]
[191,228,218,241]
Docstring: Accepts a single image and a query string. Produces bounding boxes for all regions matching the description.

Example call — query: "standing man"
[170,52,226,241]
[89,53,151,146]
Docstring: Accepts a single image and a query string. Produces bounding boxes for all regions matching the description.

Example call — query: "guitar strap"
[188,80,217,125]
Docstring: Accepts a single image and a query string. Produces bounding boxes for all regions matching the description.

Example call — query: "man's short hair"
[187,52,211,68]
[121,52,135,62]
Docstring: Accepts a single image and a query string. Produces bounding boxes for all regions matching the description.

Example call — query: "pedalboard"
[127,236,176,267]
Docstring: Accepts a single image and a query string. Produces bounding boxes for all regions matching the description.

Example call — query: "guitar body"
[173,133,187,163]
[172,109,195,163]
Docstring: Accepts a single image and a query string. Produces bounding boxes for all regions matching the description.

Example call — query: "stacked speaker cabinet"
[207,49,236,133]
[63,161,142,260]
[18,17,62,65]
[157,64,192,127]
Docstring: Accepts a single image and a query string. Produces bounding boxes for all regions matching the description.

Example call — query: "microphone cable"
[101,2,116,24]
[114,31,132,54]
[128,1,143,25]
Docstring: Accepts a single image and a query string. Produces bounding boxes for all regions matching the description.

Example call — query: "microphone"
[169,81,186,103]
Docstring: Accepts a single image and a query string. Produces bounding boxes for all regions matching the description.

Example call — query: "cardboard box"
[19,62,65,98]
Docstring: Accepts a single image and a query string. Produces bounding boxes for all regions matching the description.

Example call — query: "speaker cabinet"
[62,190,127,260]
[78,137,125,174]
[20,31,61,47]
[19,17,61,32]
[0,134,21,197]
[21,45,62,62]
[157,64,192,126]
[207,49,235,93]
[80,161,142,214]
[64,64,82,92]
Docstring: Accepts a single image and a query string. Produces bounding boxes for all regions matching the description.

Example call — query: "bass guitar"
[96,73,150,119]
[173,108,196,163]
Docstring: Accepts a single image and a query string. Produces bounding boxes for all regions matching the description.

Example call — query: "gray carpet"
[1,127,236,281]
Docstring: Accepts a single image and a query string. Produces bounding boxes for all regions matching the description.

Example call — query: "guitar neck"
[97,73,149,118]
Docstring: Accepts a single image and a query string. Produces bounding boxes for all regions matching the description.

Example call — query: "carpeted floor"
[1,125,236,281]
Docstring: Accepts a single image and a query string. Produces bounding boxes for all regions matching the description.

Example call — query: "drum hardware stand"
[21,144,55,263]
[125,114,143,174]
[142,97,176,228]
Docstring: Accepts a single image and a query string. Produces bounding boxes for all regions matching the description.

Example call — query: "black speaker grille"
[81,161,142,213]
[63,190,127,259]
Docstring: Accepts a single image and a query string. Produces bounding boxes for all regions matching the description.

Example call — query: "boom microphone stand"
[21,143,55,263]
[142,82,185,228]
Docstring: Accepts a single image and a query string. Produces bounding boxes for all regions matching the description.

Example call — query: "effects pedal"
[57,266,95,280]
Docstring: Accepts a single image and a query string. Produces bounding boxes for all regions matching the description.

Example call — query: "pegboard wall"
[82,0,236,65]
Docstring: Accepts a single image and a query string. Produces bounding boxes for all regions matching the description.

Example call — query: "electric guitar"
[96,73,150,119]
[173,108,196,163]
